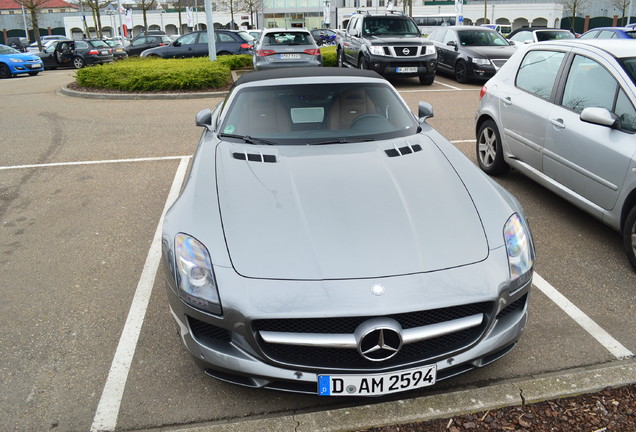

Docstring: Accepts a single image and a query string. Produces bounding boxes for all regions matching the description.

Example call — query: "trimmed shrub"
[75,55,251,92]
[320,45,337,67]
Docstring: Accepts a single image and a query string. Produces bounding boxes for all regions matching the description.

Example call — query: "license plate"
[101,50,109,55]
[279,54,301,59]
[396,67,418,73]
[31,63,41,68]
[318,365,436,396]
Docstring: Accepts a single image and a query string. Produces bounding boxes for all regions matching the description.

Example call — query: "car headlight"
[472,57,490,66]
[174,233,222,315]
[504,214,534,281]
[424,45,436,56]
[10,58,25,63]
[369,46,385,55]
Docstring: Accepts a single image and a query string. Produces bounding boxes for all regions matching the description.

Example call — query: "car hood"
[461,45,517,59]
[216,135,489,280]
[2,52,41,61]
[367,35,427,45]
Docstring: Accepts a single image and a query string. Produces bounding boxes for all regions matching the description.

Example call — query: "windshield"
[458,30,510,46]
[0,45,20,55]
[363,17,420,36]
[536,30,575,41]
[89,40,110,48]
[619,57,636,85]
[219,83,419,145]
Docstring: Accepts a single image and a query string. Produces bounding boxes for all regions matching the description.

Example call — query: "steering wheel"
[350,113,388,129]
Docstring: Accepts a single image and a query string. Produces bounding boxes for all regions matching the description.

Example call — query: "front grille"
[394,46,419,57]
[253,302,493,369]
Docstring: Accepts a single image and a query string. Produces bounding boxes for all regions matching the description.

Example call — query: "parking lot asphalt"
[1,70,634,432]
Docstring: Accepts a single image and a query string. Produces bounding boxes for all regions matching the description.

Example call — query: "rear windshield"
[89,40,110,48]
[263,32,312,45]
[219,82,419,145]
[535,30,575,41]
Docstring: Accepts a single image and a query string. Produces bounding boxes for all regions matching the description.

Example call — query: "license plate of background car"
[396,67,418,73]
[279,54,301,59]
[318,365,436,396]
[101,50,109,55]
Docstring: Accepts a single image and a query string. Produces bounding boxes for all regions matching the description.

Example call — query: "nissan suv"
[336,10,437,85]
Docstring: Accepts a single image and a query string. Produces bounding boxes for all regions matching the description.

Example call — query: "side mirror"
[447,40,458,51]
[173,41,181,47]
[580,107,618,128]
[195,109,213,128]
[418,102,434,121]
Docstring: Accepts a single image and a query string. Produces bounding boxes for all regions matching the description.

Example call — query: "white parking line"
[533,273,634,359]
[90,157,190,432]
[0,156,190,171]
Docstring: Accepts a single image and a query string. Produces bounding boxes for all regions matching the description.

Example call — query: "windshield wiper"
[309,137,376,146]
[218,133,276,146]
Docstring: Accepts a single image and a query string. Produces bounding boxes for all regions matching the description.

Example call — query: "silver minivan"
[475,39,636,269]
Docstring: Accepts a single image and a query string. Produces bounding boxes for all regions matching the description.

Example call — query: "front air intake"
[233,152,277,163]
[385,144,422,158]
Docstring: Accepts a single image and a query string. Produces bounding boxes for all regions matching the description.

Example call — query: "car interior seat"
[329,88,377,129]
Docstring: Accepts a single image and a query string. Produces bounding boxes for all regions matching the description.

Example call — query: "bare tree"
[238,0,261,28]
[14,0,49,49]
[85,0,112,38]
[138,0,158,30]
[611,0,631,25]
[561,0,590,31]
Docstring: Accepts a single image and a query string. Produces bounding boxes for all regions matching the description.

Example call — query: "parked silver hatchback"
[475,39,636,269]
[252,28,322,70]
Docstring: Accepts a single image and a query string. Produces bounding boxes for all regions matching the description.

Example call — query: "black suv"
[336,11,436,85]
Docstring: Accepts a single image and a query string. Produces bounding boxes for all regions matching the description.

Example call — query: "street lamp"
[324,0,331,29]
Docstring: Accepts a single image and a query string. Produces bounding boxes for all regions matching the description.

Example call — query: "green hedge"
[75,47,337,92]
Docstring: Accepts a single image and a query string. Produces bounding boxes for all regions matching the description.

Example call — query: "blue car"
[0,44,44,78]
[580,27,636,39]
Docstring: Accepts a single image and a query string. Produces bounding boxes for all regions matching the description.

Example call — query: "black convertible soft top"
[234,67,384,86]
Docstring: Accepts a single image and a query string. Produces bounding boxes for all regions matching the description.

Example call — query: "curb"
[58,70,247,100]
[59,85,229,100]
[148,359,636,432]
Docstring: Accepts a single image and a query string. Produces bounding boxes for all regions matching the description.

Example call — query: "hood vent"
[233,152,277,163]
[385,144,422,158]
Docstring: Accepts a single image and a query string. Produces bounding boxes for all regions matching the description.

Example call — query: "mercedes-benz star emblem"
[355,318,403,362]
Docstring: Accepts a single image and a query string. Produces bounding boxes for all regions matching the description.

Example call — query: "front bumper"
[163,245,532,395]
[366,53,436,78]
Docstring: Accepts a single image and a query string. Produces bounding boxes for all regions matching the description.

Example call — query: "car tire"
[454,60,468,83]
[358,56,368,70]
[0,64,12,79]
[28,72,39,76]
[73,56,85,68]
[419,73,435,85]
[337,48,344,67]
[476,119,509,175]
[624,206,636,270]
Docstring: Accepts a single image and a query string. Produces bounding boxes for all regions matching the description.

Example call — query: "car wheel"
[624,206,636,270]
[73,56,85,68]
[0,64,12,79]
[337,49,344,67]
[28,72,39,76]
[454,60,468,83]
[358,56,368,70]
[419,73,435,85]
[476,119,509,175]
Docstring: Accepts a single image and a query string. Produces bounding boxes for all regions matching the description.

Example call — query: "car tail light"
[479,86,487,100]
[257,49,276,56]
[159,43,166,46]
[304,48,321,56]
[88,49,99,55]
[240,43,251,49]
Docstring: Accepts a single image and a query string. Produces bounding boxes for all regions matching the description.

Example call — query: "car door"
[429,28,449,72]
[500,48,568,171]
[344,16,361,65]
[215,31,240,55]
[543,53,636,211]
[127,37,148,55]
[439,29,459,72]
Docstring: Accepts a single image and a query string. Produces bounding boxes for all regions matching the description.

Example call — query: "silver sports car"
[161,68,535,396]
